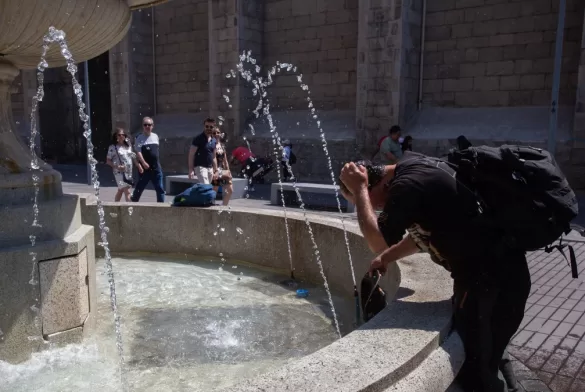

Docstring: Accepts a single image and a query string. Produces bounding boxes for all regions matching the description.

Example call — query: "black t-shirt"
[377,152,498,280]
[192,132,217,168]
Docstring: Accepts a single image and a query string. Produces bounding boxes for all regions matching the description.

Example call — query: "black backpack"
[445,144,580,278]
[289,151,297,165]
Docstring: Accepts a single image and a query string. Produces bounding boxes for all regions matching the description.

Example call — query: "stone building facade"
[10,0,585,187]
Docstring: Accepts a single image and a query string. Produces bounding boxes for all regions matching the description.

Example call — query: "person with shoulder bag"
[106,127,143,202]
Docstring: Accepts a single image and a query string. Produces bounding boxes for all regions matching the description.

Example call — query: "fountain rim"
[80,196,464,392]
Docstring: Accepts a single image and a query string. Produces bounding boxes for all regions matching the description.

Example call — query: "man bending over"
[339,153,529,392]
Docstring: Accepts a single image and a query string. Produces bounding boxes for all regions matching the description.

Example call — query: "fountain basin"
[79,196,464,392]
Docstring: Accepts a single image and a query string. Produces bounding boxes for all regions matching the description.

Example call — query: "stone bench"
[270,182,355,212]
[165,174,248,199]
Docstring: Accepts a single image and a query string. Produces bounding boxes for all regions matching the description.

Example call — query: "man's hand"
[137,165,144,174]
[188,171,195,180]
[212,171,219,181]
[340,162,368,196]
[142,162,150,170]
[368,254,389,276]
[117,165,125,172]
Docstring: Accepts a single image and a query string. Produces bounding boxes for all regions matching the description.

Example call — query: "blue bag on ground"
[172,184,216,207]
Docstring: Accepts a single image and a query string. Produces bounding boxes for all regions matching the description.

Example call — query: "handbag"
[115,146,134,186]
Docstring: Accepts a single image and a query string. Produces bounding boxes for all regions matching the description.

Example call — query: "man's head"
[204,118,216,136]
[339,160,395,209]
[389,125,401,141]
[142,117,154,134]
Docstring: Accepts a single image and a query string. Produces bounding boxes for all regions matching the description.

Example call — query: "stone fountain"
[0,0,170,364]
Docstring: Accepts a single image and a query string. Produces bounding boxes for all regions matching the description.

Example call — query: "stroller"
[240,156,277,185]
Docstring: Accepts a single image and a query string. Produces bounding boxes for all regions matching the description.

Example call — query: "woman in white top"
[211,128,233,206]
[106,127,142,202]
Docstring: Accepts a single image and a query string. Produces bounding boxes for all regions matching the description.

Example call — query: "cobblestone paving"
[510,241,585,392]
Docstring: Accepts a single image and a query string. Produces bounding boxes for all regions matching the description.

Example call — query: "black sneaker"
[360,270,387,322]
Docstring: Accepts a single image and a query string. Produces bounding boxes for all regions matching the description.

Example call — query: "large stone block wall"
[129,9,156,129]
[422,0,584,107]
[400,0,423,125]
[154,0,209,114]
[569,7,585,189]
[356,0,404,154]
[263,0,358,111]
[110,10,156,134]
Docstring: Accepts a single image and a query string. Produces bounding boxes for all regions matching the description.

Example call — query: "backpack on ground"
[172,184,216,207]
[445,144,579,278]
[360,270,387,322]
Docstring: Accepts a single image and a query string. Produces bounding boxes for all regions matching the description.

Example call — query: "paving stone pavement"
[509,241,585,392]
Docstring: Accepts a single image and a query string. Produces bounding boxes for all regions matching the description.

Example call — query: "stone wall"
[154,0,209,114]
[356,0,403,154]
[263,0,358,111]
[569,7,585,189]
[129,9,156,127]
[400,0,423,125]
[422,0,584,107]
[109,9,156,134]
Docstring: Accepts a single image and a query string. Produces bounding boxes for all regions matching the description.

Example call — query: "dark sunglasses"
[143,123,153,127]
[205,125,215,129]
[117,133,126,137]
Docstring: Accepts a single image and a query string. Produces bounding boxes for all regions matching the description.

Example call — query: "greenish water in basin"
[0,255,355,392]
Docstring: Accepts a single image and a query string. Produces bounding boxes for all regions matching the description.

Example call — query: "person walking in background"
[379,125,403,164]
[131,117,166,203]
[211,128,233,206]
[371,125,402,163]
[281,139,296,182]
[106,127,142,202]
[188,117,218,184]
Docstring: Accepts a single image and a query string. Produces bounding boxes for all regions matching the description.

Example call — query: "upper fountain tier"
[0,0,169,69]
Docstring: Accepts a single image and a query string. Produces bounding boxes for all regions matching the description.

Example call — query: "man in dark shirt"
[131,116,165,202]
[188,118,218,184]
[339,152,530,392]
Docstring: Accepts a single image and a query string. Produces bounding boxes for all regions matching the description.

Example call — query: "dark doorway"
[88,51,113,163]
[38,52,112,164]
[39,67,84,164]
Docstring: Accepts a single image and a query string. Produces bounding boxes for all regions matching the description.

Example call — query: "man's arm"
[381,235,419,266]
[212,147,218,173]
[354,188,389,254]
[188,146,197,173]
[384,151,397,162]
[369,234,419,275]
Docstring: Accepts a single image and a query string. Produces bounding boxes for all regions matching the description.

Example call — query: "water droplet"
[236,227,243,234]
[213,232,218,236]
[109,213,118,218]
[219,253,224,257]
[128,207,133,215]
[232,265,237,269]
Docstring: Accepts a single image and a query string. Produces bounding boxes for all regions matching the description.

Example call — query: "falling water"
[31,27,127,391]
[226,60,296,281]
[241,53,357,287]
[26,49,47,339]
[227,52,343,336]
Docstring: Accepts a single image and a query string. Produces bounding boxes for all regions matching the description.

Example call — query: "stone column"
[570,8,585,189]
[208,0,263,139]
[109,9,155,137]
[356,0,403,156]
